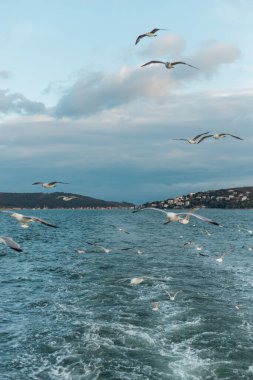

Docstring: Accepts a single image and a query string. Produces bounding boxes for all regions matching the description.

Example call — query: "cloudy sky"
[0,0,252,203]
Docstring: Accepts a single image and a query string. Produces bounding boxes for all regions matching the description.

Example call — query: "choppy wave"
[0,209,253,379]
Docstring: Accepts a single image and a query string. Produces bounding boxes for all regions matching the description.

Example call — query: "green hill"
[0,192,134,209]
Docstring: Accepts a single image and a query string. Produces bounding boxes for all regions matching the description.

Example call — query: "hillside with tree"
[141,187,253,209]
[0,192,134,209]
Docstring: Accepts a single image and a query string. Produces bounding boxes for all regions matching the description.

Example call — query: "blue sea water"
[0,209,253,380]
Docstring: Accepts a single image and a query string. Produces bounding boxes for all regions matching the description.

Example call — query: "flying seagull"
[57,196,79,201]
[135,28,167,45]
[173,132,210,144]
[141,60,199,70]
[0,236,22,252]
[215,252,228,263]
[133,207,220,226]
[204,228,212,236]
[129,277,145,286]
[76,249,86,254]
[1,211,58,228]
[151,302,160,311]
[110,225,130,234]
[85,241,111,253]
[164,289,182,301]
[182,241,203,251]
[32,181,69,189]
[237,225,253,235]
[197,133,243,143]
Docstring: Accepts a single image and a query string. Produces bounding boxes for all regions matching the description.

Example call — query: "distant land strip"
[0,192,134,209]
[140,187,253,209]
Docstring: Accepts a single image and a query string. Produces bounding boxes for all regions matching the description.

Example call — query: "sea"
[0,209,253,380]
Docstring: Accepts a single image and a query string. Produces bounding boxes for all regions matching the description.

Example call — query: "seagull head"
[10,212,20,219]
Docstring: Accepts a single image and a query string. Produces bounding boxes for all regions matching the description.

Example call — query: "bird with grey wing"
[172,132,210,144]
[1,211,58,229]
[32,181,69,189]
[0,236,22,252]
[135,28,167,45]
[141,60,199,70]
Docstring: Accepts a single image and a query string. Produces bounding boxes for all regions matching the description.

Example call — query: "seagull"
[194,243,204,251]
[183,241,204,251]
[199,252,209,257]
[237,225,252,235]
[215,252,228,263]
[129,277,145,286]
[204,229,212,236]
[182,241,193,248]
[141,60,199,70]
[197,133,243,143]
[57,196,79,202]
[85,241,111,253]
[76,249,86,254]
[110,225,130,234]
[172,132,210,144]
[1,211,58,228]
[0,236,22,252]
[178,207,206,225]
[151,302,160,311]
[135,28,167,45]
[213,133,243,140]
[134,207,220,226]
[164,289,182,301]
[32,181,69,189]
[235,303,240,311]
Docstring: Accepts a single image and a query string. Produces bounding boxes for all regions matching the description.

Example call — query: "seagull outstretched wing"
[219,133,243,140]
[141,60,166,67]
[171,61,199,69]
[29,216,58,228]
[0,236,22,252]
[196,134,213,144]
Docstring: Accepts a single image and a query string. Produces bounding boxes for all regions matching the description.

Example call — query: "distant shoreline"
[0,207,252,211]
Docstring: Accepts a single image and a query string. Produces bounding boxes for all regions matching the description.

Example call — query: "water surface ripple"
[0,209,253,379]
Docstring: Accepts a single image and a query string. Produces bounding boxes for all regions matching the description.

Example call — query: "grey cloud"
[0,86,252,202]
[0,71,11,79]
[54,69,176,118]
[53,39,241,118]
[191,40,241,77]
[0,89,45,115]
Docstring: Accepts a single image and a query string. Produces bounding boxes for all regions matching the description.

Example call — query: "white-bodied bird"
[57,196,79,201]
[141,60,199,70]
[197,133,243,143]
[32,181,68,189]
[173,132,210,144]
[135,28,167,45]
[2,211,58,228]
[133,207,220,226]
[164,290,182,301]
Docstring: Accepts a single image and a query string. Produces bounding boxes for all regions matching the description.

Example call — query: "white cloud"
[53,67,178,117]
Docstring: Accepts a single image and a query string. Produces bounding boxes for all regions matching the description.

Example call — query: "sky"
[0,0,252,204]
